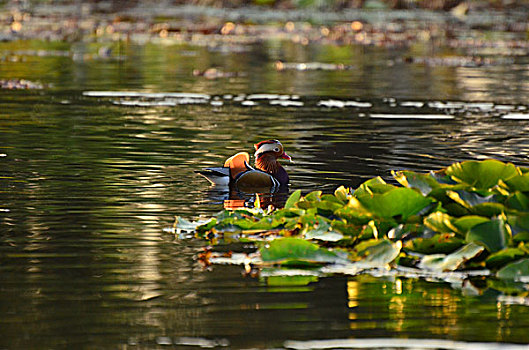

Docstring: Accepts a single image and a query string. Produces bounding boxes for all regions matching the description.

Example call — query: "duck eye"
[274,147,280,152]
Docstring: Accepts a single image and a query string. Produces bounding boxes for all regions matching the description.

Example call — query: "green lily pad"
[351,239,401,266]
[305,230,344,242]
[392,170,440,196]
[334,185,351,203]
[419,242,485,272]
[285,189,302,209]
[445,159,518,190]
[504,172,529,192]
[446,190,507,216]
[496,258,529,281]
[260,237,342,266]
[447,190,496,208]
[174,216,212,233]
[405,233,464,254]
[305,190,322,202]
[452,215,490,234]
[354,177,393,197]
[486,248,527,269]
[505,191,529,211]
[355,187,432,221]
[466,217,510,253]
[423,211,459,234]
[334,197,373,225]
[303,217,344,242]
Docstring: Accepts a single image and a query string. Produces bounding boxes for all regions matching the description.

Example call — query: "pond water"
[1,38,529,349]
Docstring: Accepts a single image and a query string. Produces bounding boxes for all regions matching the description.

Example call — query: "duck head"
[254,140,291,174]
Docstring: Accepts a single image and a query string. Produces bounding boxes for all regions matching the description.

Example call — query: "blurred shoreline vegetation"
[3,0,529,11]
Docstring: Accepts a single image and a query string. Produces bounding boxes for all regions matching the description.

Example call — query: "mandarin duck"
[196,140,291,193]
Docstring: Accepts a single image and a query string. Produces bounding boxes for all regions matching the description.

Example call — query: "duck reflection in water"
[196,140,292,209]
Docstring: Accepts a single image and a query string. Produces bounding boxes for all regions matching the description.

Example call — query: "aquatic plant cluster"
[177,159,529,289]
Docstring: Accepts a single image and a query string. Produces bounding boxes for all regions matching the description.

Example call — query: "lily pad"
[334,185,351,203]
[285,190,302,209]
[334,197,373,224]
[496,258,529,281]
[419,242,485,272]
[445,159,518,190]
[505,191,529,211]
[351,239,402,266]
[405,233,464,254]
[423,212,459,234]
[260,237,342,266]
[392,170,440,196]
[504,172,529,192]
[354,177,393,197]
[486,248,527,269]
[466,217,509,253]
[174,216,211,233]
[452,215,490,234]
[355,187,432,221]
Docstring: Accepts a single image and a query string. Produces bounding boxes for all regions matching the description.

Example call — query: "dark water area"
[2,38,529,348]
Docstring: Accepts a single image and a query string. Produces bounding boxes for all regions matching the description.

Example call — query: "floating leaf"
[447,190,496,208]
[354,177,392,197]
[392,170,439,196]
[405,233,464,254]
[305,190,322,202]
[284,190,302,209]
[305,230,344,242]
[260,237,341,266]
[504,172,529,192]
[452,215,490,233]
[419,242,485,272]
[351,239,401,266]
[334,185,350,203]
[355,187,432,221]
[334,197,373,225]
[314,197,344,214]
[470,202,507,217]
[505,191,529,211]
[486,248,527,269]
[174,216,211,233]
[445,159,518,190]
[466,217,509,252]
[496,258,529,281]
[423,212,459,234]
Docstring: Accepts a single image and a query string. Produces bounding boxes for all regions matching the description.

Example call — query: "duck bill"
[280,152,293,162]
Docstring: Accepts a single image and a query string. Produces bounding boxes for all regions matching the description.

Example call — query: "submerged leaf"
[259,237,341,266]
[419,242,485,272]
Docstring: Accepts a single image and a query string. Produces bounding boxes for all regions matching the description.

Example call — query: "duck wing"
[235,162,280,193]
